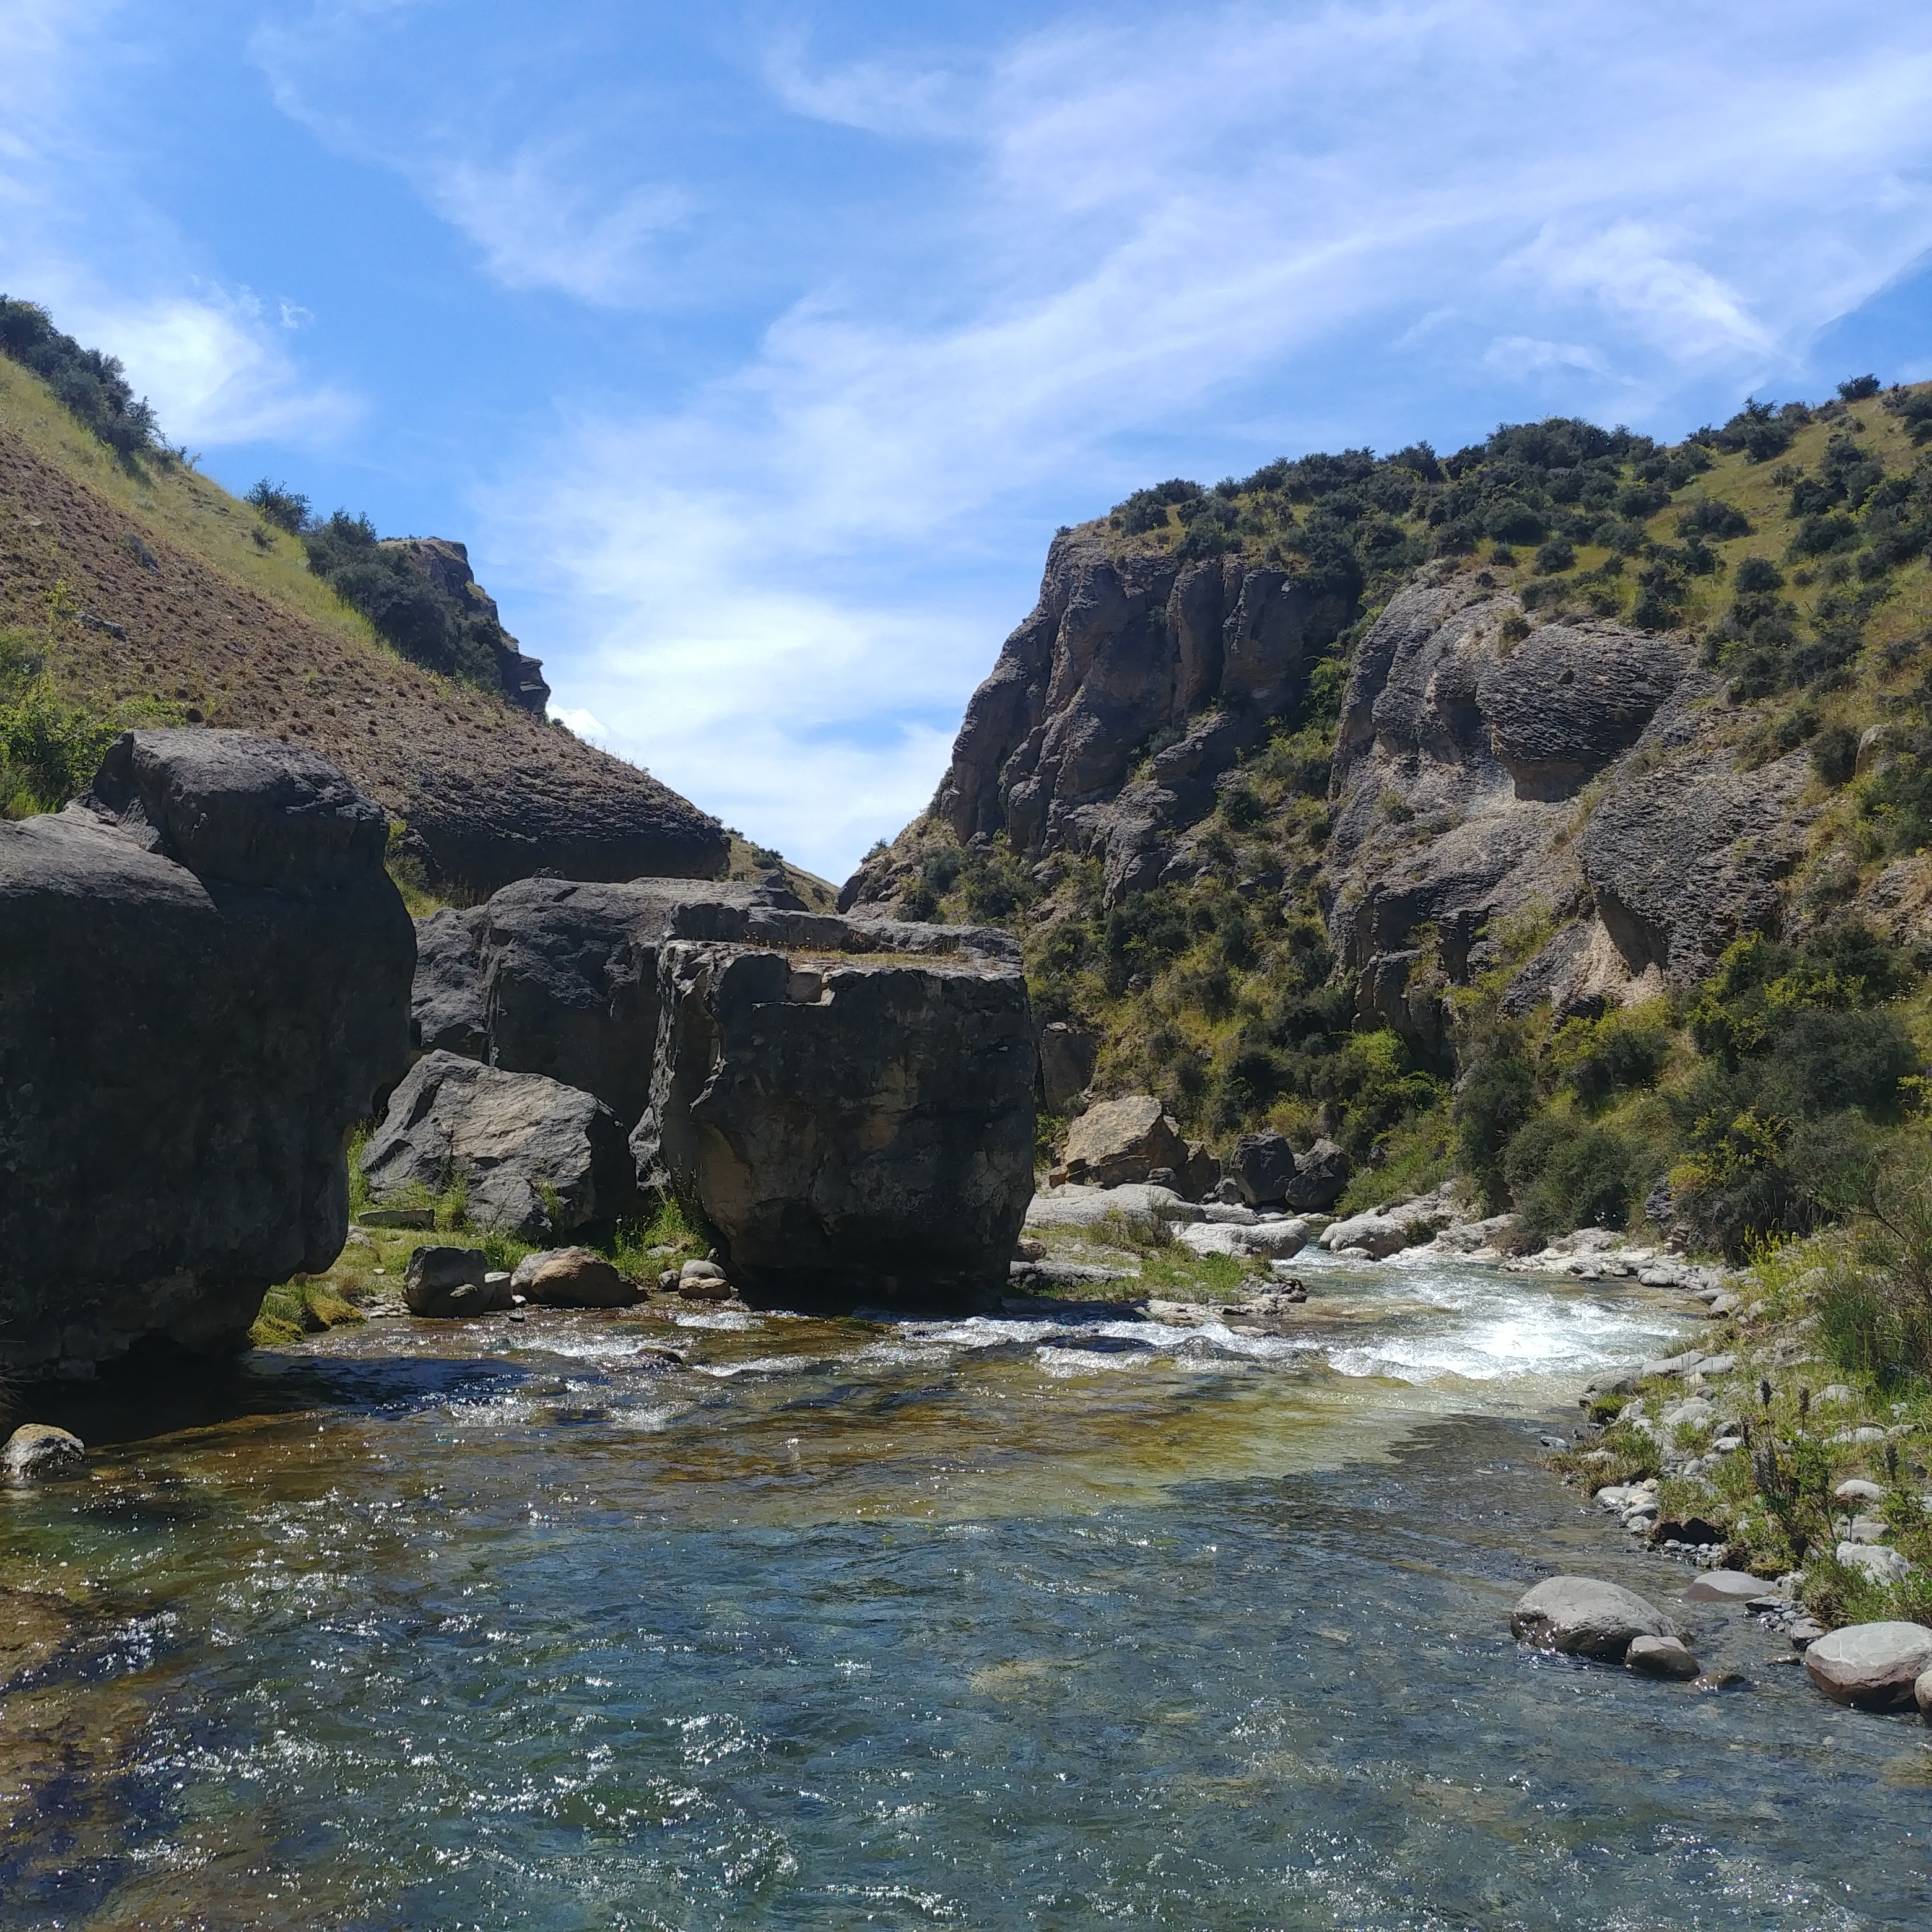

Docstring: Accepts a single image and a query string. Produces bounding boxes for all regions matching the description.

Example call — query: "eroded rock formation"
[0,729,412,1375]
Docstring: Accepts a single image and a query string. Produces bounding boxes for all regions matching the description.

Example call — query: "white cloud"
[69,289,361,446]
[1485,336,1613,379]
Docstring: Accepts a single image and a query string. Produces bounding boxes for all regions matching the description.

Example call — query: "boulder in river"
[1510,1576,1677,1661]
[1804,1621,1932,1710]
[1284,1138,1351,1211]
[1229,1130,1296,1207]
[0,729,413,1376]
[362,1051,638,1242]
[402,1245,495,1318]
[638,938,1035,1308]
[2,1424,86,1480]
[509,1247,637,1308]
[1624,1634,1701,1681]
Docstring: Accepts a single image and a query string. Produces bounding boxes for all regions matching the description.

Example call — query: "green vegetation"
[0,296,168,464]
[882,378,1932,1261]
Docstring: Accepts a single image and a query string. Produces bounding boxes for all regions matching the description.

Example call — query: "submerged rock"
[1625,1634,1701,1681]
[2,1424,85,1480]
[638,940,1035,1308]
[0,729,413,1376]
[1510,1576,1677,1661]
[362,1051,638,1241]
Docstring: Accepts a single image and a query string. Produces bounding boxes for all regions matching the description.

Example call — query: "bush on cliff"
[0,297,167,463]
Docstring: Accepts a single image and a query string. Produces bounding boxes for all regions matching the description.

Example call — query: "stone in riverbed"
[508,1247,637,1308]
[1284,1138,1351,1211]
[1625,1634,1701,1680]
[638,941,1035,1308]
[404,1246,494,1318]
[2,1424,85,1480]
[1510,1576,1677,1661]
[1681,1570,1765,1604]
[1804,1621,1932,1710]
[1837,1543,1915,1586]
[677,1259,735,1302]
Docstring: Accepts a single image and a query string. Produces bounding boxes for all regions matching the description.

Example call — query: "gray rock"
[1285,1138,1351,1211]
[362,1051,638,1242]
[1230,1131,1297,1207]
[1804,1621,1932,1710]
[357,1207,435,1230]
[1510,1575,1677,1661]
[1681,1570,1765,1604]
[1837,1543,1915,1586]
[677,1258,735,1302]
[0,730,413,1376]
[509,1246,635,1308]
[1061,1096,1186,1189]
[1321,1194,1448,1258]
[1659,1397,1717,1434]
[1625,1634,1701,1681]
[1788,1617,1828,1649]
[404,1245,492,1318]
[1025,1183,1201,1229]
[1643,1350,1705,1378]
[1037,1020,1097,1113]
[1835,1478,1888,1505]
[411,905,489,1057]
[2,1423,86,1480]
[637,941,1035,1308]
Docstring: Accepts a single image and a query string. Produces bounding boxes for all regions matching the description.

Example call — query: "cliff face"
[841,385,1932,1227]
[845,534,1349,909]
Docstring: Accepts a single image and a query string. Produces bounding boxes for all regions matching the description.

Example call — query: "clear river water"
[6,1247,1932,1930]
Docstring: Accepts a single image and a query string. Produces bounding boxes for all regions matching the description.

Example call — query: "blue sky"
[4,1,1931,880]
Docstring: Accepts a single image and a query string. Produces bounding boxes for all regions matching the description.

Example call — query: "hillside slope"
[849,381,1932,1253]
[0,351,728,895]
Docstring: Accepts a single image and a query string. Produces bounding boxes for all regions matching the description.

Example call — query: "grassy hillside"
[0,321,829,906]
[872,380,1932,1261]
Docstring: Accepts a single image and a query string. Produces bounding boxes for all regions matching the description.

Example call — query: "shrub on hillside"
[0,632,118,817]
[247,480,311,534]
[0,297,165,463]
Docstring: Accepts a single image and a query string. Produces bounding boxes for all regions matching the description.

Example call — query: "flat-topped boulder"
[636,936,1035,1308]
[1510,1576,1677,1661]
[0,729,413,1375]
[1804,1621,1932,1710]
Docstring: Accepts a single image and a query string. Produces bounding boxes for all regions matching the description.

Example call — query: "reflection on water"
[5,1253,1930,1928]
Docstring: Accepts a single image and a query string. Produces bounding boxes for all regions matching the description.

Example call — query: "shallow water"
[6,1249,1932,1928]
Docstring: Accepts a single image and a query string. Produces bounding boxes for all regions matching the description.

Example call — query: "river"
[6,1248,1931,1928]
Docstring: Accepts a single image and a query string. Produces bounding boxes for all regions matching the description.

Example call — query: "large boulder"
[1510,1577,1677,1661]
[1230,1131,1296,1207]
[361,1051,637,1241]
[1285,1138,1351,1210]
[509,1246,637,1308]
[1804,1621,1932,1710]
[636,941,1035,1307]
[0,729,412,1376]
[1061,1095,1186,1188]
[412,905,489,1056]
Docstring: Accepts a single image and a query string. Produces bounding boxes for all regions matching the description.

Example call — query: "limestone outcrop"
[0,729,413,1375]
[637,941,1036,1307]
[360,1051,638,1240]
[840,531,1352,910]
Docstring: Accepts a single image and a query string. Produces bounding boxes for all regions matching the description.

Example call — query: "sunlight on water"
[6,1256,1929,1930]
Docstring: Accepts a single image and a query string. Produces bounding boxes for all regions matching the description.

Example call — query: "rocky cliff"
[846,383,1932,1250]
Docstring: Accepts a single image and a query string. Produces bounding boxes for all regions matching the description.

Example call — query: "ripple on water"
[8,1255,1905,1931]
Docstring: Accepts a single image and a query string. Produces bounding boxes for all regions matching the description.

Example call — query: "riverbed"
[6,1248,1931,1928]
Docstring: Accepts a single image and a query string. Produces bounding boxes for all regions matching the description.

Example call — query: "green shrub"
[0,297,166,461]
[246,480,310,534]
[1455,1047,1536,1210]
[0,643,118,816]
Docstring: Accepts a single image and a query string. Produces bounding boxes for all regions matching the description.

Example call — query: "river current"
[6,1248,1931,1929]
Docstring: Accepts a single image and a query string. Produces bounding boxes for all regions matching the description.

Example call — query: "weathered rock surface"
[1804,1621,1932,1710]
[1038,1020,1098,1113]
[0,729,413,1375]
[1024,1183,1202,1229]
[1229,1131,1296,1207]
[637,941,1035,1307]
[1061,1095,1186,1188]
[508,1246,636,1308]
[840,532,1352,911]
[380,536,552,716]
[1510,1576,1677,1661]
[403,1245,495,1318]
[1321,1191,1452,1258]
[2,1424,85,1480]
[1286,1138,1351,1210]
[362,1051,638,1241]
[412,905,489,1056]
